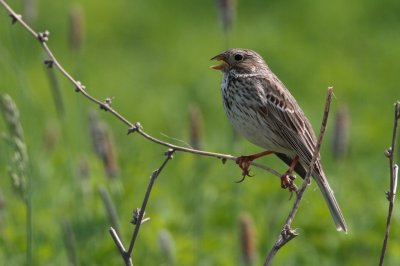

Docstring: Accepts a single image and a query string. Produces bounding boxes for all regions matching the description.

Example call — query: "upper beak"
[210,53,229,71]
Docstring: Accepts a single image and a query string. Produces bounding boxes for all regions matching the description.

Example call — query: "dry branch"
[379,101,400,266]
[264,88,334,265]
[0,0,282,179]
[109,149,174,265]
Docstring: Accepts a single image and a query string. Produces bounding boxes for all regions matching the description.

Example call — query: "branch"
[109,227,132,266]
[109,149,174,266]
[0,0,281,179]
[264,87,334,266]
[127,149,174,256]
[379,101,400,266]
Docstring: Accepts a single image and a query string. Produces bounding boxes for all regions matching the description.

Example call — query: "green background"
[1,0,400,265]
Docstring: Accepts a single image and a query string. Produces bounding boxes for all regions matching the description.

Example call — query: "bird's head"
[210,48,268,74]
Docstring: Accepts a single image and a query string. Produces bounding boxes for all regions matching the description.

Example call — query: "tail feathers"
[276,153,347,233]
[314,174,348,233]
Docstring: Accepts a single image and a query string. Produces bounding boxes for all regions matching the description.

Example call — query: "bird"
[211,48,347,233]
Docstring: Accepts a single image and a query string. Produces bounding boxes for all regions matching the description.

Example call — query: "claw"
[233,151,275,183]
[288,190,294,200]
[235,169,254,183]
[235,176,246,183]
[281,174,297,192]
[235,156,255,182]
[279,155,299,192]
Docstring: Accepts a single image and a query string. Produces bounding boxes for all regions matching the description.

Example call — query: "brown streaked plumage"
[211,48,347,233]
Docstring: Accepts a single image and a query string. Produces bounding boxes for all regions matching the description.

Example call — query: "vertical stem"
[378,102,400,266]
[263,88,333,266]
[126,149,175,258]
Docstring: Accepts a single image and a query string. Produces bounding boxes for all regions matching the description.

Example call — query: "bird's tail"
[314,171,348,233]
[275,152,347,232]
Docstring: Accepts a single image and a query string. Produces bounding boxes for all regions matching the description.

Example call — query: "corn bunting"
[211,48,347,232]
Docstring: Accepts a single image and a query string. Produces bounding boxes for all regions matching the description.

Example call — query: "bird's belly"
[224,102,290,154]
[220,75,291,154]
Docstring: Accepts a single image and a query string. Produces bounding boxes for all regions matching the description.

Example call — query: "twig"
[263,88,333,266]
[379,101,400,266]
[0,0,281,179]
[109,227,132,266]
[109,149,175,266]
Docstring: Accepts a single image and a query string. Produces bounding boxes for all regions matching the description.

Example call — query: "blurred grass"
[1,0,400,265]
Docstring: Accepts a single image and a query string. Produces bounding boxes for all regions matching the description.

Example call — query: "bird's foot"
[280,173,297,192]
[235,151,275,183]
[280,155,299,192]
[235,156,254,183]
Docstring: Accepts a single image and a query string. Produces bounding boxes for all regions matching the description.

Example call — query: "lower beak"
[210,54,229,71]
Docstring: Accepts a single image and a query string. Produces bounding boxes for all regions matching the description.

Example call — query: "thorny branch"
[264,88,334,266]
[379,101,400,266]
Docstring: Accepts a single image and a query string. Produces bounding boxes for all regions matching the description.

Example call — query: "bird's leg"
[281,155,299,192]
[235,150,275,182]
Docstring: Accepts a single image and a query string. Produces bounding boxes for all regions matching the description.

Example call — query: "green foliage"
[0,0,399,265]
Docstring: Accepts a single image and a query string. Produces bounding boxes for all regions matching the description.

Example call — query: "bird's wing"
[256,75,319,166]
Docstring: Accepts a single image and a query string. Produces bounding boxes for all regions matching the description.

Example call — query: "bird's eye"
[234,54,243,61]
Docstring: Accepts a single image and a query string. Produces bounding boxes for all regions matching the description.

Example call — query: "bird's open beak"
[210,53,229,71]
